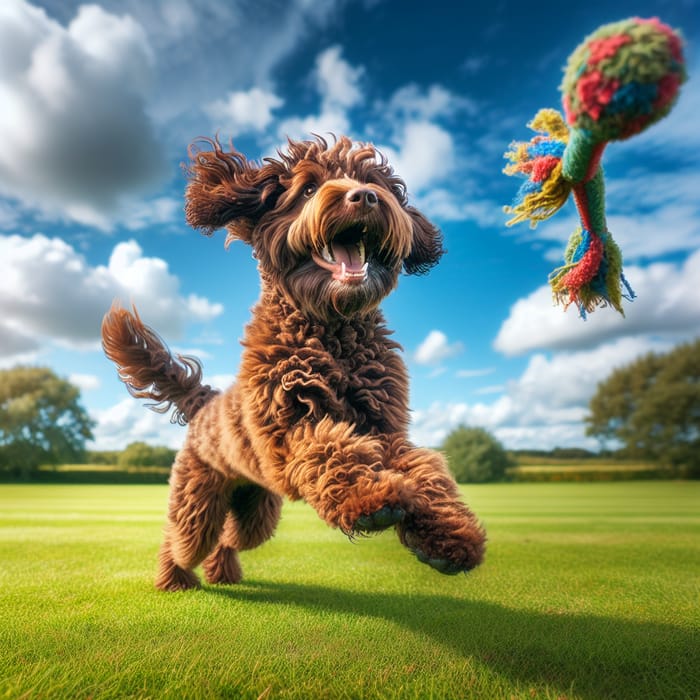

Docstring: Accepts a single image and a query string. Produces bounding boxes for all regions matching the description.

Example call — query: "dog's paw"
[354,505,405,533]
[203,546,243,585]
[400,525,485,575]
[155,565,201,592]
[412,548,465,575]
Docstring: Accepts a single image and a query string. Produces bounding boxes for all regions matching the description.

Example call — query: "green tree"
[586,339,700,477]
[118,441,176,468]
[442,425,512,483]
[0,366,95,479]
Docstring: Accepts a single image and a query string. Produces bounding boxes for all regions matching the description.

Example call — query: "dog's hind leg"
[202,484,283,585]
[201,512,242,585]
[155,447,230,591]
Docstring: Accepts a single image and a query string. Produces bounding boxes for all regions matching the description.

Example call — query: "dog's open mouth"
[311,224,369,284]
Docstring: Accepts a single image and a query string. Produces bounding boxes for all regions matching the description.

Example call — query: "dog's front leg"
[387,439,486,574]
[280,417,409,535]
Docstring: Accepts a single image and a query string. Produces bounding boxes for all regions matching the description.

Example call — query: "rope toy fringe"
[504,17,686,317]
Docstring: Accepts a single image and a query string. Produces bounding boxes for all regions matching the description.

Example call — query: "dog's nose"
[346,187,378,209]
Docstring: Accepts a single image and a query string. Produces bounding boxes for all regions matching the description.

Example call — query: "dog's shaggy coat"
[102,136,486,591]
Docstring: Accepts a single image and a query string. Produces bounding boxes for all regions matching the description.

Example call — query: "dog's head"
[185,135,444,320]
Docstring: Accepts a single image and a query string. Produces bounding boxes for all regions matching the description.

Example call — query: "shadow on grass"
[210,580,696,699]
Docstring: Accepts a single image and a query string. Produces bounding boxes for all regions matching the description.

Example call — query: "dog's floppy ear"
[184,138,282,244]
[403,206,445,274]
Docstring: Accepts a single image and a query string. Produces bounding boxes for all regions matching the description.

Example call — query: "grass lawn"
[0,482,698,699]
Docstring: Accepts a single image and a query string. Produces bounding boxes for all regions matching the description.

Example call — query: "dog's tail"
[101,302,217,425]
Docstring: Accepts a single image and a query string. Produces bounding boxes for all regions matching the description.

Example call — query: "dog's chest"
[271,326,395,429]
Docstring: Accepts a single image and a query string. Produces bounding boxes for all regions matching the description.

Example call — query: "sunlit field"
[1,482,698,699]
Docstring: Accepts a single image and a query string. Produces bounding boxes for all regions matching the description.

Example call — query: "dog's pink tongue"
[331,242,363,270]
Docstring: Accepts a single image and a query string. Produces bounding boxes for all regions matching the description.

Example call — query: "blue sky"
[0,0,698,452]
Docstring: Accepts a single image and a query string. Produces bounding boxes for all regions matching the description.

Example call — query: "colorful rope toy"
[504,17,686,317]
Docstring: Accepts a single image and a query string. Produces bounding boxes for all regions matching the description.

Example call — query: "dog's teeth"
[321,244,334,263]
[340,261,346,280]
[362,224,368,233]
[361,262,369,275]
[357,239,365,264]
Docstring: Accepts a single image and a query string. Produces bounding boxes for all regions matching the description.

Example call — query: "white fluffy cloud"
[278,46,363,140]
[0,2,168,228]
[69,373,101,392]
[376,82,480,199]
[279,108,353,143]
[316,45,364,110]
[126,0,348,125]
[274,50,463,200]
[382,121,456,194]
[90,371,237,452]
[414,187,503,227]
[494,250,700,356]
[0,321,39,361]
[414,330,464,365]
[410,336,671,449]
[385,83,477,122]
[122,197,182,232]
[91,398,186,451]
[0,234,223,360]
[206,87,284,137]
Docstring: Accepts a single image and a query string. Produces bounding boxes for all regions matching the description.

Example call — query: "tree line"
[444,338,699,481]
[88,442,178,468]
[1,338,698,480]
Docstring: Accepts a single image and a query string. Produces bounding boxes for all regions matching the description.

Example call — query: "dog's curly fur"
[102,135,486,591]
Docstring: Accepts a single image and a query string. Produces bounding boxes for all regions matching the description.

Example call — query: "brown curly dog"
[102,135,486,591]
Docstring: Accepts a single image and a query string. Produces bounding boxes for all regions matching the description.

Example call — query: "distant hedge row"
[506,466,675,482]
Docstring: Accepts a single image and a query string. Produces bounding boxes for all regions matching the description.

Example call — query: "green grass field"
[1,482,698,699]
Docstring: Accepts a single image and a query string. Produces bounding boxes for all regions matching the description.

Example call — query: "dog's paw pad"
[412,549,464,575]
[354,506,405,532]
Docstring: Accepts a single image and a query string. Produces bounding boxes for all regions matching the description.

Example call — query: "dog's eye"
[302,183,318,198]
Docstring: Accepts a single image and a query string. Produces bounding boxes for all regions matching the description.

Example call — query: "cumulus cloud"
[494,250,700,355]
[90,371,237,451]
[91,398,185,451]
[278,46,363,140]
[278,108,353,143]
[122,197,182,232]
[414,330,464,365]
[0,321,39,361]
[0,1,168,228]
[69,373,101,392]
[606,182,700,261]
[0,234,223,359]
[206,374,237,391]
[316,45,364,110]
[410,336,671,449]
[415,187,503,227]
[382,121,456,193]
[205,87,284,137]
[274,51,464,199]
[125,0,347,125]
[357,83,496,220]
[385,83,477,122]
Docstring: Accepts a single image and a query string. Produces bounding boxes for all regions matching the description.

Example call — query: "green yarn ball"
[561,17,686,142]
